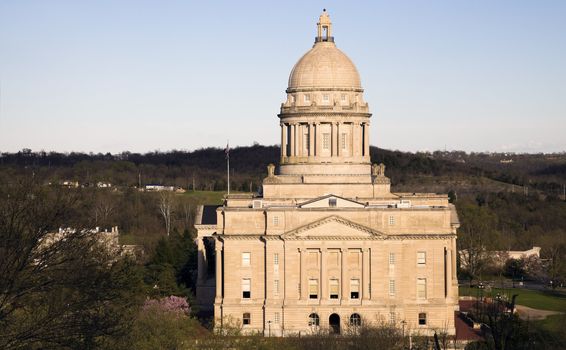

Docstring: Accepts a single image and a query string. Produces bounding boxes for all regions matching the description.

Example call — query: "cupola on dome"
[287,10,362,91]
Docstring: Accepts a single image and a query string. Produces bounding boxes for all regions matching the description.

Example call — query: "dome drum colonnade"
[278,10,372,175]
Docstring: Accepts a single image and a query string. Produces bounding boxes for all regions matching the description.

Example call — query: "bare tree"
[158,192,175,236]
[94,194,114,227]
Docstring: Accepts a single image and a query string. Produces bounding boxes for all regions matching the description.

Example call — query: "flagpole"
[226,141,230,195]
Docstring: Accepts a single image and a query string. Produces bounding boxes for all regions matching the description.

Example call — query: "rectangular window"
[273,216,279,226]
[274,312,280,324]
[304,94,310,102]
[329,198,337,207]
[322,94,329,103]
[350,279,360,299]
[388,215,395,225]
[341,94,347,102]
[274,280,279,296]
[323,133,330,149]
[389,252,395,266]
[417,251,426,266]
[418,312,427,325]
[390,311,396,324]
[274,253,279,265]
[389,279,396,296]
[341,133,346,149]
[308,279,318,299]
[242,252,251,267]
[243,312,251,325]
[329,279,339,299]
[417,278,427,299]
[242,278,251,299]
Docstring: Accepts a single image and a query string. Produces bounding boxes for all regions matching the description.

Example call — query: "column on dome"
[335,122,340,157]
[295,123,300,158]
[289,123,296,158]
[352,122,360,156]
[281,123,287,159]
[331,122,337,157]
[315,122,321,157]
[308,123,315,158]
[363,122,370,158]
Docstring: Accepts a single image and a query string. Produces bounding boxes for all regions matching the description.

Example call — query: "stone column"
[294,123,299,158]
[336,123,340,156]
[289,123,295,157]
[215,239,223,301]
[362,248,370,300]
[363,123,370,158]
[309,123,315,158]
[446,248,452,298]
[281,123,287,159]
[321,248,327,301]
[341,248,347,302]
[315,122,321,157]
[299,248,305,300]
[353,123,360,156]
[197,237,206,283]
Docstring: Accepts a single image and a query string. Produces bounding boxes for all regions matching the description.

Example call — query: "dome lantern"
[316,9,333,43]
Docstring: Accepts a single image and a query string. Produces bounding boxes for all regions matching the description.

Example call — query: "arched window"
[308,313,320,327]
[349,313,361,327]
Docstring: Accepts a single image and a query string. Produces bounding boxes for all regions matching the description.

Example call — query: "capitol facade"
[195,10,459,336]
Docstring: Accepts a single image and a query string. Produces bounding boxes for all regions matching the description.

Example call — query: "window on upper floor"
[273,216,279,226]
[329,279,339,299]
[389,252,396,266]
[417,278,427,299]
[389,279,396,296]
[388,215,395,226]
[329,198,337,207]
[274,253,279,266]
[274,280,279,296]
[242,278,251,299]
[304,94,310,103]
[417,251,426,266]
[350,279,360,299]
[322,94,329,103]
[341,133,347,149]
[242,252,250,267]
[323,133,330,149]
[308,279,318,299]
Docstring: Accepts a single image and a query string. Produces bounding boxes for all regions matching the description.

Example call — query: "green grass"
[459,286,566,312]
[535,313,566,334]
[179,190,230,204]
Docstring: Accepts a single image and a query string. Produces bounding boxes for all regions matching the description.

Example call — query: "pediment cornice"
[282,215,385,240]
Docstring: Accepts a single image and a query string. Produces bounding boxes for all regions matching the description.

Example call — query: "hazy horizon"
[1,1,565,154]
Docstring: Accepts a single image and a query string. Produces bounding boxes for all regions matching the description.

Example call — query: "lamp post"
[268,320,272,337]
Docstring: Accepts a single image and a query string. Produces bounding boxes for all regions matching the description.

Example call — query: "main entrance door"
[329,313,340,334]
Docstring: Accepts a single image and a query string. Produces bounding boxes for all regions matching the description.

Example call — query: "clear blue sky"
[1,1,565,153]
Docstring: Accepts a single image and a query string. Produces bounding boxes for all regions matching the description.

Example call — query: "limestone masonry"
[195,10,459,336]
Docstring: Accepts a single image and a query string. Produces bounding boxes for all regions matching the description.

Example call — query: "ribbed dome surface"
[288,42,361,90]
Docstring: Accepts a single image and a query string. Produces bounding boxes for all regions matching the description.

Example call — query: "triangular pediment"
[282,215,385,240]
[299,194,365,209]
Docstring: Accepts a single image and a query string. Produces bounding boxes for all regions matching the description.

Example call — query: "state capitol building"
[195,10,460,336]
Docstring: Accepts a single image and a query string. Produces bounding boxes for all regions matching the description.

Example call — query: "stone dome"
[288,41,362,91]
